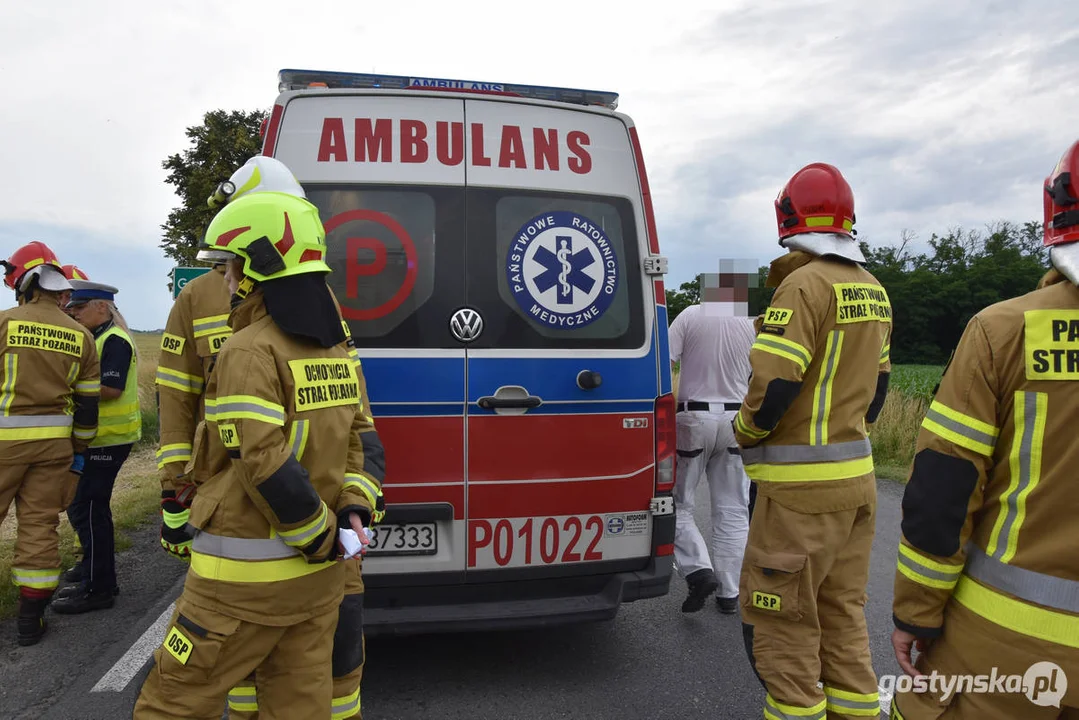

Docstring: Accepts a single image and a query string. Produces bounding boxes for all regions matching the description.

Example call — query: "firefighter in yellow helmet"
[205,155,385,720]
[888,142,1079,718]
[0,241,100,645]
[132,189,383,720]
[734,163,891,719]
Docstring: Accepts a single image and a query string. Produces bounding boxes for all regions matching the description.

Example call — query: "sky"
[1,0,1077,329]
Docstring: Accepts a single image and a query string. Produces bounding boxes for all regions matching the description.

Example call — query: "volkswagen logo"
[450,308,483,342]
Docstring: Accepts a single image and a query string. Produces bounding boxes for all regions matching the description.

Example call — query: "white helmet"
[198,156,308,263]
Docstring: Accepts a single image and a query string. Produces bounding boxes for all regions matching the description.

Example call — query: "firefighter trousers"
[674,410,751,598]
[65,444,132,594]
[740,492,879,719]
[226,590,366,720]
[0,457,77,599]
[132,594,339,720]
[890,599,1079,719]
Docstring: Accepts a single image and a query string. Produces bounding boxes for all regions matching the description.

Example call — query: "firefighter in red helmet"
[735,163,891,719]
[0,241,100,645]
[889,142,1079,718]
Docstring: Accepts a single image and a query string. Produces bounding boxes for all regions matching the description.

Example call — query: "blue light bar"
[277,69,619,110]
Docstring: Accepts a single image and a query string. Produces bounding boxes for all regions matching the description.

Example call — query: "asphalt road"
[0,478,907,720]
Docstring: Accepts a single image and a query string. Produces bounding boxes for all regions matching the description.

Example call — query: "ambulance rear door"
[460,97,660,581]
[270,92,469,580]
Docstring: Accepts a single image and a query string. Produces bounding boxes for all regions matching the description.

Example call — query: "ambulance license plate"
[366,523,437,556]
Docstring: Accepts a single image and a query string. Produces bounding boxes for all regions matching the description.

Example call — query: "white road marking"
[91,601,174,692]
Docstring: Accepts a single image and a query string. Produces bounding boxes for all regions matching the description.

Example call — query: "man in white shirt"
[668,270,757,613]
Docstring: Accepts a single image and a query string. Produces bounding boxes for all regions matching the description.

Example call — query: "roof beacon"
[277,69,619,110]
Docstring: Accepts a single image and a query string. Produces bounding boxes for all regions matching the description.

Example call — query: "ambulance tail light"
[654,393,676,493]
[277,68,620,109]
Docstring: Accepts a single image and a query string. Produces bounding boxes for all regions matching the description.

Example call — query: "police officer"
[52,280,141,614]
[889,142,1079,718]
[59,264,90,315]
[0,241,100,645]
[668,272,756,614]
[734,163,891,719]
[132,187,384,719]
[210,156,385,720]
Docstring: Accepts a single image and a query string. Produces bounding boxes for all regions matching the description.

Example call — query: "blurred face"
[69,299,110,329]
[58,290,74,314]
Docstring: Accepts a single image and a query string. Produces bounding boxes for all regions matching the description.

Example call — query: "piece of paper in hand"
[339,528,363,559]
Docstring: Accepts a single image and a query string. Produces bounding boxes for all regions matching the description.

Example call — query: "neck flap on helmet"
[261,274,346,348]
[1050,244,1079,287]
[782,232,866,264]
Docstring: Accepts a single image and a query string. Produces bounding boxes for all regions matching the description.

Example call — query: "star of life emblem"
[505,211,620,329]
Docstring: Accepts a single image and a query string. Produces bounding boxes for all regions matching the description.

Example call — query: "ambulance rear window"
[466,188,646,350]
[306,185,465,348]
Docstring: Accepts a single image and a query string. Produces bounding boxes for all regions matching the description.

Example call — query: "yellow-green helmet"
[203,191,330,282]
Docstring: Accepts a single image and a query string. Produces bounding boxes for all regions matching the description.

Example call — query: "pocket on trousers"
[157,602,242,684]
[741,546,807,622]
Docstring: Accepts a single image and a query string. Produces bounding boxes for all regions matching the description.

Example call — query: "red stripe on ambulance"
[316,118,592,173]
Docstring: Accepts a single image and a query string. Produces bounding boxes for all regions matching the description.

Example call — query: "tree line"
[665,221,1049,366]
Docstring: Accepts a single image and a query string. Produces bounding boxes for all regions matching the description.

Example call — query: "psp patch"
[506,211,619,329]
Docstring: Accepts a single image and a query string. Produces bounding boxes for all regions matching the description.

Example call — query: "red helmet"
[775,163,856,241]
[2,241,64,292]
[1044,140,1079,247]
[61,264,90,281]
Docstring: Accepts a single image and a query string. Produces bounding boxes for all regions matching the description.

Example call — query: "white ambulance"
[261,69,676,635]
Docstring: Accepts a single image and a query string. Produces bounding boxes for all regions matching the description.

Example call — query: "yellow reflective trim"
[332,686,361,719]
[0,426,73,441]
[0,353,16,415]
[842,219,853,231]
[954,575,1079,649]
[898,543,963,575]
[12,567,61,589]
[278,502,330,547]
[804,216,835,228]
[208,395,285,426]
[156,443,193,469]
[75,379,100,394]
[288,419,310,460]
[926,400,999,438]
[823,686,880,717]
[190,550,335,583]
[810,330,843,446]
[765,693,827,718]
[987,391,1046,563]
[745,455,874,482]
[752,335,812,373]
[155,367,204,394]
[734,410,768,440]
[192,314,231,338]
[344,473,381,509]
[897,543,962,591]
[227,685,258,712]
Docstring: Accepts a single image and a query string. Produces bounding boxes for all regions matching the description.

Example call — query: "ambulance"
[261,69,676,635]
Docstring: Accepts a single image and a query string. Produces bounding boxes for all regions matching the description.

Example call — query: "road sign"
[172,267,211,299]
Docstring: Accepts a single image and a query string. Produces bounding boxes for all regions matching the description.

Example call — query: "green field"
[890,364,945,400]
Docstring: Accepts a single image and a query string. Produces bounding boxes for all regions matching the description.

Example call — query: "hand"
[70,453,86,476]
[337,512,372,558]
[892,628,930,678]
[160,533,192,563]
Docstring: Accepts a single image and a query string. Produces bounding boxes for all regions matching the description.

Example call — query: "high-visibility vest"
[93,324,141,447]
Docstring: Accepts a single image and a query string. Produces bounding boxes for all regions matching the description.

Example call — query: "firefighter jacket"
[182,288,384,625]
[0,294,100,464]
[155,264,232,491]
[733,251,892,513]
[893,275,1079,643]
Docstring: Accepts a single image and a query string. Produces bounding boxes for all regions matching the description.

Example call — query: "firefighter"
[52,280,140,613]
[154,243,233,564]
[0,241,100,646]
[889,143,1079,718]
[205,155,386,720]
[132,189,383,720]
[734,163,891,719]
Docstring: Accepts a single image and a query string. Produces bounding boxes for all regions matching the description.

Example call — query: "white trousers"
[672,409,750,599]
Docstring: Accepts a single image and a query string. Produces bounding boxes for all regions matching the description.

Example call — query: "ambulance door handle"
[476,385,543,414]
[477,396,542,409]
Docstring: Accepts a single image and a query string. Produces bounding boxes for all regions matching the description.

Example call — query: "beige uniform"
[891,273,1079,718]
[133,288,383,720]
[734,250,891,720]
[0,294,100,597]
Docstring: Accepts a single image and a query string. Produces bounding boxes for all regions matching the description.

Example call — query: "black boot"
[681,569,719,613]
[50,587,115,615]
[16,596,49,646]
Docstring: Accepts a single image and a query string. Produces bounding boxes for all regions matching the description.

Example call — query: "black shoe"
[681,569,719,613]
[55,583,119,599]
[716,596,739,614]
[59,565,84,586]
[49,588,115,615]
[16,597,49,646]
